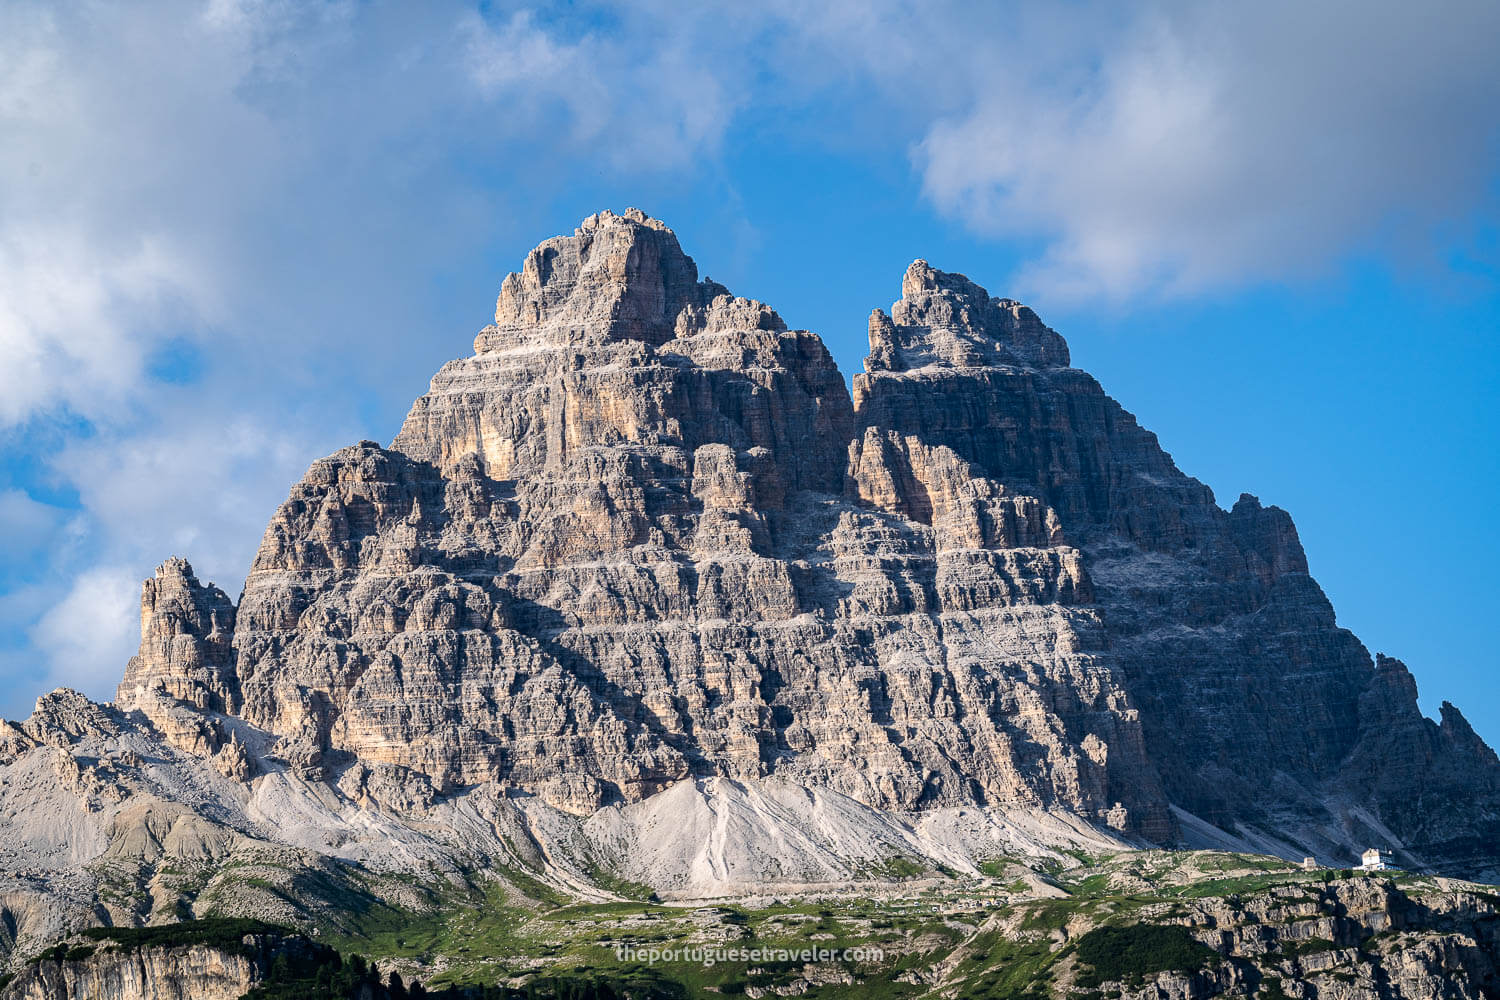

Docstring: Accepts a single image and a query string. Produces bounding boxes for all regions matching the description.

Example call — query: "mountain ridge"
[3,207,1497,968]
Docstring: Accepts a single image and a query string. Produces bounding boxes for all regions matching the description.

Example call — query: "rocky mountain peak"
[192,215,1500,866]
[395,211,851,491]
[866,259,1071,372]
[3,208,1498,929]
[116,559,237,715]
[481,207,706,352]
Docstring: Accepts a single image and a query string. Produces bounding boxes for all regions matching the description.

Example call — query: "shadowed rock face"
[106,209,1500,874]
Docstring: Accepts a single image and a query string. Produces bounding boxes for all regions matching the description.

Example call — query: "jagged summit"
[865,259,1071,373]
[477,207,789,358]
[484,208,699,351]
[2,210,1498,958]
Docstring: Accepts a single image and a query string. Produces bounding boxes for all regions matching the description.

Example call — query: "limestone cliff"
[3,208,1497,918]
[0,929,321,1000]
[225,208,1161,839]
[853,255,1500,875]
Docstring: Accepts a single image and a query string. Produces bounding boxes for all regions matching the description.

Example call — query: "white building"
[1355,848,1396,872]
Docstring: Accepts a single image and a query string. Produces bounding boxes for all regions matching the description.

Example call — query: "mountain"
[3,208,1497,973]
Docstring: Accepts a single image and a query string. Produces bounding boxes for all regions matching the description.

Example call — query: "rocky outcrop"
[117,560,237,715]
[1338,655,1500,877]
[1031,878,1500,1000]
[865,259,1070,371]
[1,946,257,1000]
[0,931,322,1000]
[6,208,1499,888]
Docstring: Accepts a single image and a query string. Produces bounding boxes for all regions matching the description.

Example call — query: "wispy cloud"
[906,0,1500,299]
[0,490,65,564]
[464,11,732,167]
[29,565,141,700]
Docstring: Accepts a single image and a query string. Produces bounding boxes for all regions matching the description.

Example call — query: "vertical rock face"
[394,209,851,494]
[855,261,1221,554]
[486,207,702,349]
[0,934,321,1000]
[100,210,1500,875]
[853,259,1500,871]
[117,559,238,714]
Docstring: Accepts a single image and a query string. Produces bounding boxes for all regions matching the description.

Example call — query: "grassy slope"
[57,846,1484,998]
[233,849,1472,999]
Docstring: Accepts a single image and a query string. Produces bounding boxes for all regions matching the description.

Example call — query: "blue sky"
[1,0,1497,747]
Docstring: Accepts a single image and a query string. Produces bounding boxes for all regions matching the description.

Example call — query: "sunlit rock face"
[109,209,1499,874]
[117,558,238,715]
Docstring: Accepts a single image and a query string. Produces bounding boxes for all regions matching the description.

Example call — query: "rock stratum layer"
[0,928,321,1000]
[4,209,1499,962]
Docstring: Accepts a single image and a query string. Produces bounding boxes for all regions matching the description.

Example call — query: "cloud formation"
[0,1,753,430]
[910,0,1500,298]
[29,565,142,700]
[463,9,737,169]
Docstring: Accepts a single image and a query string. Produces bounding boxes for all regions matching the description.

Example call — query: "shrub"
[79,918,291,956]
[1073,924,1219,987]
[1259,977,1292,999]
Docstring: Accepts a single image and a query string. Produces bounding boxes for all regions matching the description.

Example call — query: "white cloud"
[51,407,351,598]
[907,0,1500,299]
[462,9,737,170]
[0,1,271,426]
[0,405,350,710]
[0,1,750,434]
[29,566,141,701]
[0,228,207,425]
[0,490,63,561]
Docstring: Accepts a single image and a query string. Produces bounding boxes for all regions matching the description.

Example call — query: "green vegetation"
[15,849,1468,1000]
[314,869,974,997]
[1073,925,1219,988]
[1166,873,1309,899]
[1069,873,1113,896]
[34,917,689,1000]
[872,856,927,879]
[1258,976,1292,999]
[1278,937,1339,958]
[243,950,389,1000]
[582,862,660,903]
[244,948,683,1000]
[495,864,574,909]
[29,919,294,968]
[33,943,98,964]
[953,932,1058,1000]
[1018,898,1083,931]
[80,917,291,956]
